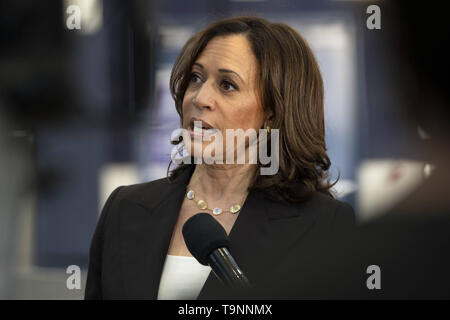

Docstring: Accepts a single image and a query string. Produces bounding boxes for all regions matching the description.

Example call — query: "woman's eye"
[190,73,202,84]
[221,80,238,92]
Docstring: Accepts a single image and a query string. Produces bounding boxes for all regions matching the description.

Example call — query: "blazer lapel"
[197,190,316,299]
[118,167,193,299]
[117,163,316,299]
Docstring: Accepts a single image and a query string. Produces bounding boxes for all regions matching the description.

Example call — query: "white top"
[157,255,212,300]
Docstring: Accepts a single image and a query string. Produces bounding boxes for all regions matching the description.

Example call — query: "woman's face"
[182,34,264,163]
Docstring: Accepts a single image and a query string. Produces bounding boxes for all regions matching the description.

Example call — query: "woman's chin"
[188,147,225,164]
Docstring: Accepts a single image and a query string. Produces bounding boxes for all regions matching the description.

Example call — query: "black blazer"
[85,165,355,299]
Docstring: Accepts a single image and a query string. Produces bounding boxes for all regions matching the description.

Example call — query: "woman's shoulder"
[303,192,355,226]
[115,165,194,202]
[118,176,172,195]
[264,190,353,214]
[98,176,185,219]
[304,192,354,212]
[278,191,355,226]
[258,189,355,226]
[113,176,180,204]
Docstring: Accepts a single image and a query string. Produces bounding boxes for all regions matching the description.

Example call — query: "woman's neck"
[188,163,257,202]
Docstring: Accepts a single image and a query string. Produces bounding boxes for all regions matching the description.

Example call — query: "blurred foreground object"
[290,2,450,299]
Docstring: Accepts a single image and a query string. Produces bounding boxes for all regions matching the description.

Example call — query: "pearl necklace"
[186,189,241,215]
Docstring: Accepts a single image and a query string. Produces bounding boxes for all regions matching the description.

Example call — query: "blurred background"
[0,0,433,299]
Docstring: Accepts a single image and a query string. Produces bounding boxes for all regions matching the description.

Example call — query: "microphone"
[182,213,251,289]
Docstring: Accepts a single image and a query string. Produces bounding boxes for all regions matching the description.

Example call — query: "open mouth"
[189,117,214,131]
[188,117,219,139]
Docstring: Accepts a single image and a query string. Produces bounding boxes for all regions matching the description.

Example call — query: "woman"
[85,16,355,300]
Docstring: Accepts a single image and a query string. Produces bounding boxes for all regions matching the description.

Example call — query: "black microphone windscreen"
[182,213,230,265]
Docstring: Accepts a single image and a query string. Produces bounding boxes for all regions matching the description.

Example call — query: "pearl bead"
[186,190,195,200]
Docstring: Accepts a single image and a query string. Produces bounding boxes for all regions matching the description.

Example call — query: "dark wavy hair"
[168,16,337,203]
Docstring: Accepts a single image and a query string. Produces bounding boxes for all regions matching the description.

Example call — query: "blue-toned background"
[0,0,423,299]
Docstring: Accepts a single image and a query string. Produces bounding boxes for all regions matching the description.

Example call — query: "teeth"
[192,120,212,130]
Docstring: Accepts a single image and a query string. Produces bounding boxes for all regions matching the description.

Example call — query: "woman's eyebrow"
[193,62,244,83]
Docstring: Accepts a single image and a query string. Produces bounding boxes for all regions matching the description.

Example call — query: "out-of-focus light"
[417,125,431,140]
[357,159,426,222]
[159,26,195,50]
[424,163,435,178]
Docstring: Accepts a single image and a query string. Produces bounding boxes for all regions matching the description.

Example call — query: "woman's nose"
[192,81,216,111]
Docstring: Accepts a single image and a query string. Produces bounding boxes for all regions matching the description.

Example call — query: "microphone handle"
[207,247,251,289]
